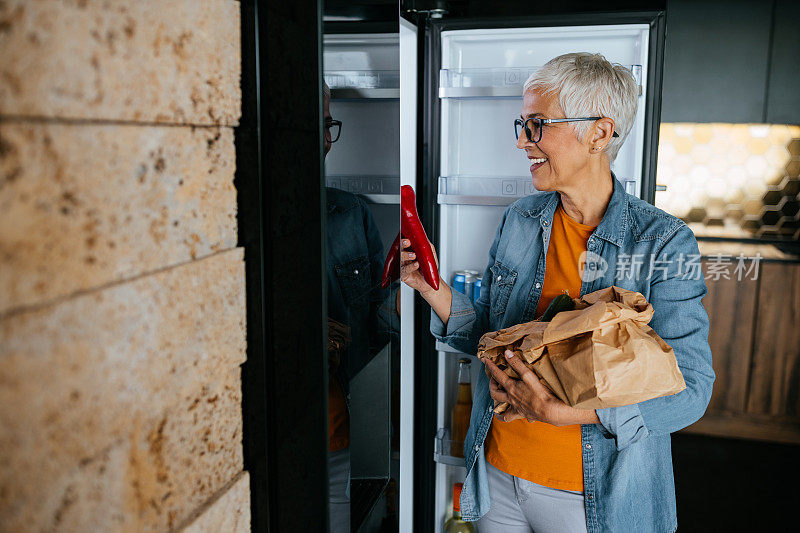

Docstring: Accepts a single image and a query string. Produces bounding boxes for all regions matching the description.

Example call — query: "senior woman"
[400,52,714,533]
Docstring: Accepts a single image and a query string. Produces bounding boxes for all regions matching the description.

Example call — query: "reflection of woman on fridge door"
[400,53,714,532]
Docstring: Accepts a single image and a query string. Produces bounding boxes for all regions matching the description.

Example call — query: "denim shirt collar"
[520,172,629,248]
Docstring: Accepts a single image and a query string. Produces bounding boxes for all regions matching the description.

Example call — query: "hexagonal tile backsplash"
[655,124,800,241]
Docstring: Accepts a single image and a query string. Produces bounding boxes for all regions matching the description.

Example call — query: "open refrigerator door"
[399,16,418,533]
[399,17,660,532]
[324,30,400,531]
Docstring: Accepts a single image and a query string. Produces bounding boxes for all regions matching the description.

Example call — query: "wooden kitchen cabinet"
[746,262,800,418]
[680,260,800,444]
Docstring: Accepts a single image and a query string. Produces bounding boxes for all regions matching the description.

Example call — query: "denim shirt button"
[488,405,494,413]
[474,444,480,452]
[542,220,549,227]
[585,443,592,449]
[354,269,359,275]
[535,282,541,289]
[588,494,594,500]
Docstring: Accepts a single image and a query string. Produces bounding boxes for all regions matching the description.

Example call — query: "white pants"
[328,448,350,533]
[477,461,588,533]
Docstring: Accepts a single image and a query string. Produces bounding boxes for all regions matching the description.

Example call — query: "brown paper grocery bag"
[477,286,686,411]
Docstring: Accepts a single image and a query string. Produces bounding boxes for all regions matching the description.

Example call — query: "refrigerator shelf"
[331,88,400,99]
[438,176,638,205]
[438,175,541,206]
[439,194,525,206]
[324,70,400,100]
[361,193,400,204]
[439,66,642,98]
[434,428,467,467]
[435,341,478,357]
[327,175,400,204]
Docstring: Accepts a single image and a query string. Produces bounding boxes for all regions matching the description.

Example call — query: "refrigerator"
[399,11,666,532]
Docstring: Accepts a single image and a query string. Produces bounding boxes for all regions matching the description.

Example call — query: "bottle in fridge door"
[443,483,475,533]
[450,358,472,458]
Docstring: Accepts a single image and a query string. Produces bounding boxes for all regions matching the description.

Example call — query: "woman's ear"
[592,117,616,145]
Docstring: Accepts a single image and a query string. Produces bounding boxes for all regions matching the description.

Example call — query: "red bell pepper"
[400,185,439,291]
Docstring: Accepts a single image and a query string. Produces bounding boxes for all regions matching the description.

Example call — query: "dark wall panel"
[661,0,773,123]
[766,0,800,125]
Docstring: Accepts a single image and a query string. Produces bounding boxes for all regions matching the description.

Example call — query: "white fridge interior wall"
[440,25,649,195]
[433,24,651,532]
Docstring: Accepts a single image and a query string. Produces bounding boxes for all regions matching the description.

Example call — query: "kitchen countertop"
[697,239,800,262]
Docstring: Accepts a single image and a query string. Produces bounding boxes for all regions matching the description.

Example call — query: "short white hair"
[523,52,638,162]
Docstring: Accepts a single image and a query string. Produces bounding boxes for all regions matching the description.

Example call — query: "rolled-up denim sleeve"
[429,206,511,355]
[430,287,480,352]
[596,223,715,450]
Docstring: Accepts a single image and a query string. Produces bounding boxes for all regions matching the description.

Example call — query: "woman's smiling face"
[516,88,591,192]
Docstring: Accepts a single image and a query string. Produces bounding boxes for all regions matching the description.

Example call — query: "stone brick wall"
[0,1,249,531]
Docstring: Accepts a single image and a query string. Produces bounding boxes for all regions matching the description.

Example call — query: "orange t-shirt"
[329,375,350,452]
[484,201,597,491]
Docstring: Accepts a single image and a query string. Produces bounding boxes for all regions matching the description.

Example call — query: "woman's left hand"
[484,349,574,426]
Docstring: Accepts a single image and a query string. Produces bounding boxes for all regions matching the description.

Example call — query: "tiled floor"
[671,433,798,531]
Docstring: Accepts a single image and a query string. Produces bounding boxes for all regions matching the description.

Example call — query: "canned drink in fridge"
[452,271,468,295]
[473,276,482,304]
[463,272,477,301]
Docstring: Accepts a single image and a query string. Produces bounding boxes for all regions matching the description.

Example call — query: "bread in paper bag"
[477,286,686,411]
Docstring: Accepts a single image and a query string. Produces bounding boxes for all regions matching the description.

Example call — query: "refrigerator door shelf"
[434,428,467,467]
[439,65,642,99]
[325,70,400,100]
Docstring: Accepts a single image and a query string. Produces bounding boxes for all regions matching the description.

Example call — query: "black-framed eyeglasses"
[325,119,342,143]
[514,116,619,144]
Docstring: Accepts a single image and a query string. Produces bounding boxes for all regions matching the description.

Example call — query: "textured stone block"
[0,0,241,125]
[178,471,250,533]
[0,367,244,532]
[0,249,246,531]
[0,122,237,314]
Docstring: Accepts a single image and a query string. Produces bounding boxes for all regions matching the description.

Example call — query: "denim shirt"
[430,176,715,532]
[327,187,400,402]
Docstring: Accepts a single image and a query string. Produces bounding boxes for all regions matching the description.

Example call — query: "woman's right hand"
[401,237,452,326]
[400,238,440,295]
